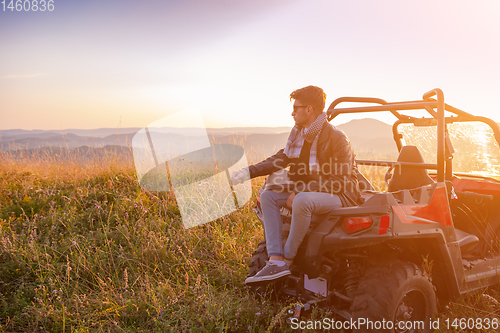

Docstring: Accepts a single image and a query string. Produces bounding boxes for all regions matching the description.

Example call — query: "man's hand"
[230,168,250,185]
[286,192,295,208]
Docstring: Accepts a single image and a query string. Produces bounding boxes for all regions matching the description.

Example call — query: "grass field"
[1,148,500,332]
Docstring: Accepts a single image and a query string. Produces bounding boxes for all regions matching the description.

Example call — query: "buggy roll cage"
[326,88,500,183]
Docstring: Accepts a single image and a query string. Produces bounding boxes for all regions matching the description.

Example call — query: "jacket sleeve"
[248,149,291,179]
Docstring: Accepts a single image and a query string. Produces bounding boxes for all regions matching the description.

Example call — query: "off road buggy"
[247,88,500,332]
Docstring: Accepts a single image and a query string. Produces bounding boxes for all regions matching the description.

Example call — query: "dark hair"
[290,85,326,114]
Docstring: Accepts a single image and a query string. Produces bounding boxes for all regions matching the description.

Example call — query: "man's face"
[291,99,312,128]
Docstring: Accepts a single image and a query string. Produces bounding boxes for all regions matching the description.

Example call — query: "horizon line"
[0,118,391,132]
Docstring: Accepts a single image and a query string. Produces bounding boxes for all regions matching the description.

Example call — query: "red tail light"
[256,197,261,207]
[379,215,390,235]
[342,217,372,234]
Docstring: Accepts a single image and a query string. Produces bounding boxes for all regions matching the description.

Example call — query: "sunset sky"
[1,0,500,130]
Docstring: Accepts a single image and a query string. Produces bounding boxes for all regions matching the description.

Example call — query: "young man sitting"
[231,85,362,284]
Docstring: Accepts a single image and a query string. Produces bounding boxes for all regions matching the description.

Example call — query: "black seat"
[455,228,479,255]
[388,146,435,192]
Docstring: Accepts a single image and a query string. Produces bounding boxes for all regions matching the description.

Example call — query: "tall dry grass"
[0,147,300,332]
[1,144,500,332]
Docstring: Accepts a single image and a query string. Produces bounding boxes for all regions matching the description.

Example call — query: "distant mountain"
[336,119,398,159]
[336,118,392,139]
[1,126,292,140]
[1,119,398,160]
[0,128,141,138]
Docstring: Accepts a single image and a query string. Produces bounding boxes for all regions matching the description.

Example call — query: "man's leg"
[245,190,291,284]
[283,192,342,260]
[258,190,291,257]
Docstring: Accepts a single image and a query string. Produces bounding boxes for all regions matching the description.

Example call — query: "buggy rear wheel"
[248,240,268,279]
[351,260,436,333]
[247,240,284,296]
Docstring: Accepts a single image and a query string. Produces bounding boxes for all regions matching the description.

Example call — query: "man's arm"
[231,149,291,185]
[248,149,291,179]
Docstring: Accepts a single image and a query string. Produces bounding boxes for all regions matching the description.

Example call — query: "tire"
[247,240,284,296]
[248,240,268,279]
[351,260,436,333]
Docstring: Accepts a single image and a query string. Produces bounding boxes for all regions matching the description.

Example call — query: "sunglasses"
[293,105,309,112]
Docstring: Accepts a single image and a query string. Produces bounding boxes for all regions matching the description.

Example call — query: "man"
[231,85,362,284]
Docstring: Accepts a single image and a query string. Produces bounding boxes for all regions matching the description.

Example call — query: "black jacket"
[248,122,363,206]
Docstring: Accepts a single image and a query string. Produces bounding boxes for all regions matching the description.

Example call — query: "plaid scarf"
[283,112,327,171]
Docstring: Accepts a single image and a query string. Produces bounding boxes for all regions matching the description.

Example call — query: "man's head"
[290,85,326,128]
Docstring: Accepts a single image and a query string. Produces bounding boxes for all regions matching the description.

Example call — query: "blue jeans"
[260,190,342,259]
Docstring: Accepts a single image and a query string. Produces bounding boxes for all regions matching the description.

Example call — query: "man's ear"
[307,105,318,118]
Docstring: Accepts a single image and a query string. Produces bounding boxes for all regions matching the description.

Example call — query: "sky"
[1,0,500,130]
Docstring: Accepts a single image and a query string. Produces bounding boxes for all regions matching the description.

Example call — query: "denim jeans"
[260,190,342,259]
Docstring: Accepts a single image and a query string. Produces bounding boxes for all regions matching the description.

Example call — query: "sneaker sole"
[245,270,291,285]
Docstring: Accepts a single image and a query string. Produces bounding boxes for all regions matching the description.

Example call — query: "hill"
[1,118,397,159]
